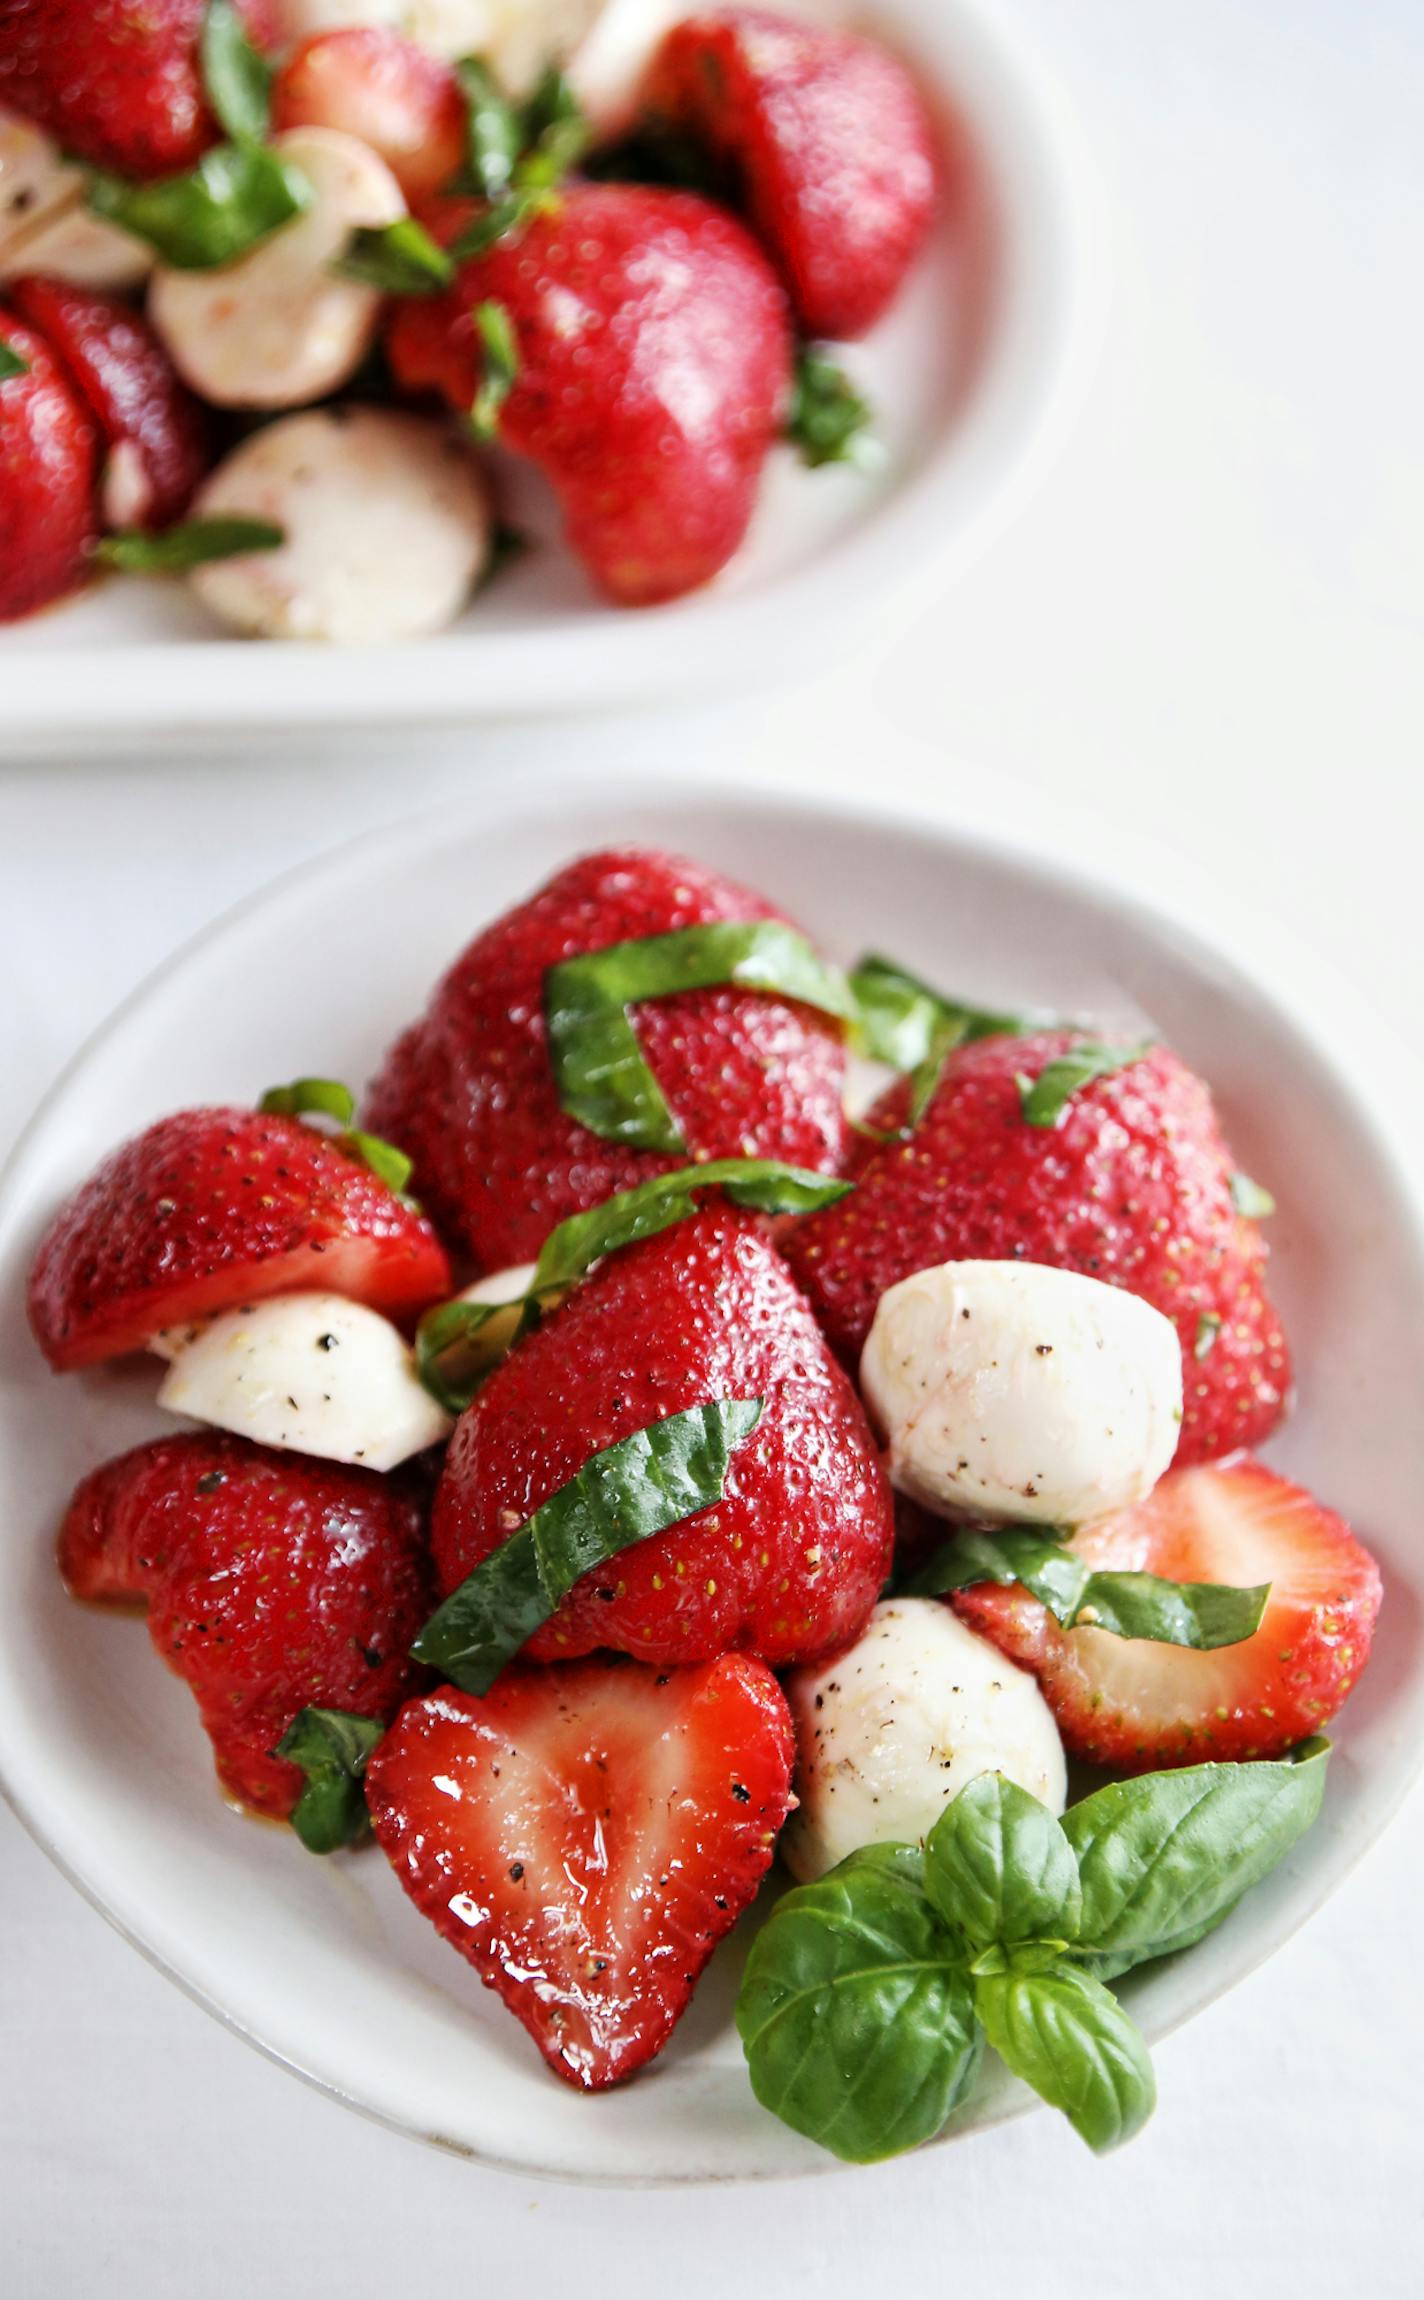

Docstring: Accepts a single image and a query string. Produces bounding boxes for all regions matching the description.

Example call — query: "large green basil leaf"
[975,1962,1156,2152]
[924,1773,1081,1951]
[736,1844,981,2164]
[86,143,311,269]
[274,1707,384,1854]
[909,1525,1270,1652]
[411,1398,762,1693]
[1064,1741,1330,1981]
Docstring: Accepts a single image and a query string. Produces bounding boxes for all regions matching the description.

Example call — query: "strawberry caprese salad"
[28,847,1382,2161]
[0,1,943,636]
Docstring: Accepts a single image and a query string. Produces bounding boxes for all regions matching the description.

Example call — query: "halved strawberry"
[366,1654,796,2089]
[28,1105,451,1370]
[60,1432,431,1815]
[951,1456,1383,1771]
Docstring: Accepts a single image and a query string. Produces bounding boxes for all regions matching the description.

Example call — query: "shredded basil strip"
[96,517,285,573]
[334,218,454,294]
[1016,1039,1152,1128]
[546,921,857,1154]
[275,1706,384,1854]
[849,954,1034,1133]
[412,1398,763,1692]
[908,1524,1270,1650]
[469,298,519,439]
[0,343,29,382]
[85,144,312,270]
[453,56,524,199]
[257,1078,412,1194]
[788,348,878,469]
[200,0,273,145]
[447,67,589,259]
[1230,1169,1277,1219]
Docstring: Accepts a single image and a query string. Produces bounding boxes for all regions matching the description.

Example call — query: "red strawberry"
[364,847,852,1273]
[952,1456,1382,1771]
[367,1654,795,2088]
[271,29,466,206]
[0,2,278,180]
[29,1105,452,1371]
[0,311,98,622]
[386,182,792,603]
[60,1432,431,1814]
[641,7,939,341]
[784,1032,1291,1467]
[9,276,207,531]
[433,1206,893,1669]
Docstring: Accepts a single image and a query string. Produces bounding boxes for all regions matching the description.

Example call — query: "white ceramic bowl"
[1,775,1419,2183]
[0,0,1086,753]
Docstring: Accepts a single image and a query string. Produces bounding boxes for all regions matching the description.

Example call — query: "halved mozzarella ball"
[781,1599,1067,1884]
[148,128,404,409]
[274,2,408,44]
[0,111,150,289]
[189,406,491,642]
[157,1292,453,1470]
[861,1260,1183,1528]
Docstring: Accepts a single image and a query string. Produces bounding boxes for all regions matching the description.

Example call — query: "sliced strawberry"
[0,310,98,622]
[785,1031,1291,1467]
[28,1105,452,1371]
[432,1205,893,1669]
[60,1432,431,1815]
[9,275,207,530]
[952,1456,1383,1772]
[271,29,466,206]
[363,847,852,1272]
[641,7,940,340]
[366,1654,795,2088]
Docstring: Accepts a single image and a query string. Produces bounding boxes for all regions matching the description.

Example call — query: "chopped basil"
[788,348,878,470]
[0,343,29,382]
[453,57,524,200]
[1016,1039,1152,1128]
[200,0,273,146]
[95,517,285,573]
[85,143,311,270]
[334,218,455,295]
[1194,1309,1222,1359]
[448,67,589,259]
[849,954,1033,1133]
[416,1296,522,1416]
[258,1078,412,1195]
[343,1129,413,1196]
[907,1524,1270,1650]
[412,1398,763,1692]
[469,298,519,440]
[546,921,856,1154]
[1230,1169,1277,1219]
[275,1706,384,1854]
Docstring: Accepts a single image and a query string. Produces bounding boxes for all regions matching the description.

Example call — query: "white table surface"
[3,0,1422,2290]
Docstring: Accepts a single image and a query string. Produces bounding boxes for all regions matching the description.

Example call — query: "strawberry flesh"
[270,29,466,207]
[366,1654,795,2088]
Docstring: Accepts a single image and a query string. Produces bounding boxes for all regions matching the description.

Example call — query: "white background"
[3,0,1422,2290]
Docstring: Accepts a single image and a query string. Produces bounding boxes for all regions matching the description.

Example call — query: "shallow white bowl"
[0,0,1086,753]
[1,775,1420,2183]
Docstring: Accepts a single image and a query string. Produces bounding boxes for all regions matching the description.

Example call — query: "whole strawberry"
[59,1432,431,1815]
[433,1206,893,1668]
[386,182,792,603]
[10,276,207,530]
[0,1,278,179]
[641,7,940,340]
[368,1654,796,2088]
[29,1104,451,1370]
[0,311,98,622]
[784,1032,1291,1467]
[364,847,852,1272]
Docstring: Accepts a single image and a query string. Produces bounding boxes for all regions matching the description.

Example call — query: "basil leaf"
[532,1158,853,1294]
[975,1962,1155,2152]
[1194,1309,1222,1359]
[86,144,311,270]
[848,956,1033,1134]
[344,1128,413,1195]
[1016,1039,1152,1128]
[415,1296,524,1416]
[275,1706,384,1854]
[924,1774,1081,1951]
[200,0,273,145]
[469,298,519,440]
[334,218,454,294]
[454,57,524,199]
[259,1077,357,1125]
[908,1525,1270,1651]
[1064,1742,1330,1982]
[95,516,285,572]
[411,1398,763,1692]
[0,343,29,382]
[736,1844,982,2164]
[448,72,589,259]
[1230,1169,1277,1219]
[546,921,856,1154]
[788,347,877,469]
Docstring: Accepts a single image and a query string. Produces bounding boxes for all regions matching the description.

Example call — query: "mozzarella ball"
[157,1292,453,1470]
[781,1599,1067,1884]
[148,128,404,409]
[189,406,492,642]
[861,1260,1183,1527]
[0,110,150,289]
[274,0,408,38]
